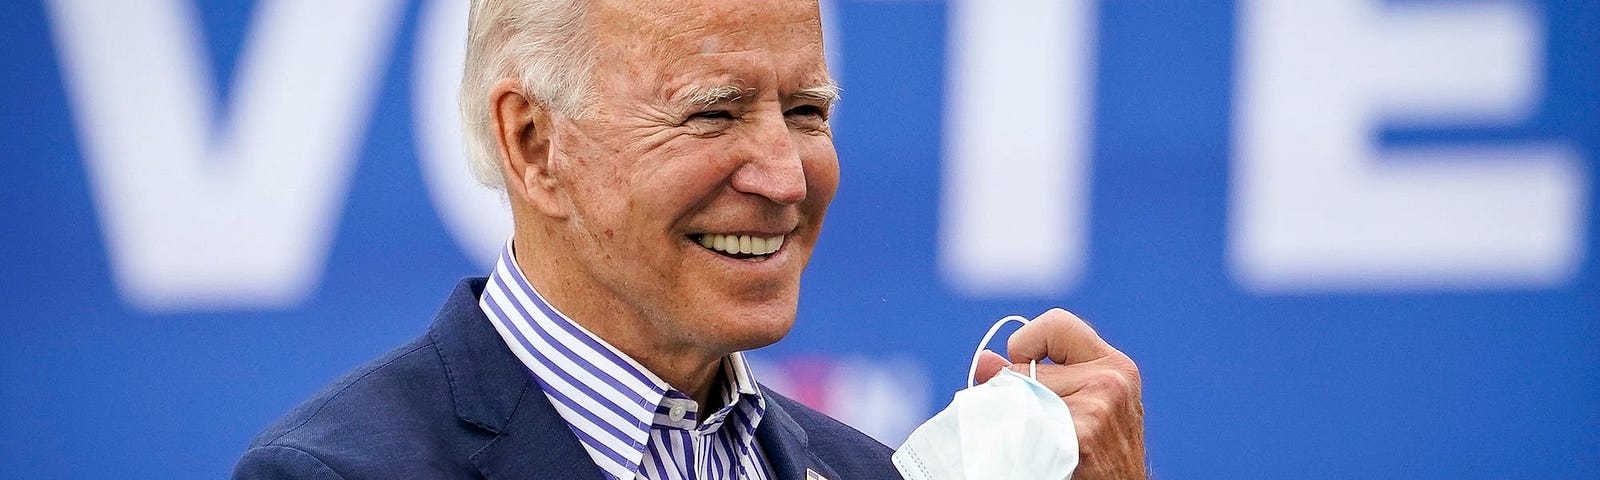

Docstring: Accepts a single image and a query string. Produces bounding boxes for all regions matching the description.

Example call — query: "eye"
[689,110,735,121]
[785,105,827,119]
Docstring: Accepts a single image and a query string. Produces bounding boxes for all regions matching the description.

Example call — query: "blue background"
[2,0,1596,478]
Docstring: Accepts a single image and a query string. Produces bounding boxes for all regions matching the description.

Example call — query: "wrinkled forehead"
[591,0,831,91]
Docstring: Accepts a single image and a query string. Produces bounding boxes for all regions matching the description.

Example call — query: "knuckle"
[1068,394,1112,420]
[1085,369,1129,393]
[1073,415,1099,439]
[1089,395,1115,418]
[1036,308,1074,326]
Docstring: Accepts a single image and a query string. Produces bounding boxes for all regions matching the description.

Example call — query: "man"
[235,0,1145,478]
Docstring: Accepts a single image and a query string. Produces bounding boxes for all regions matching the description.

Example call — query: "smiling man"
[234,0,1144,479]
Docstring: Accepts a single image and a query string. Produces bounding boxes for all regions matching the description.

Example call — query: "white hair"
[460,0,597,189]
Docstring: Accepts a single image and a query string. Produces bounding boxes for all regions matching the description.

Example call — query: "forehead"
[592,0,831,92]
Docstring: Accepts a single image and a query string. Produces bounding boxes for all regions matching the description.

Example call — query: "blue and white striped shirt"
[479,241,773,480]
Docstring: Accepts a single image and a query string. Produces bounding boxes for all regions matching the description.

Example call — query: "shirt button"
[669,405,687,422]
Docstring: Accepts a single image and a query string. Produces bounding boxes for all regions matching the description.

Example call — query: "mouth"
[690,233,785,262]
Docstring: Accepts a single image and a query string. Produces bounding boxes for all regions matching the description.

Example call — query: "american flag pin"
[805,469,828,480]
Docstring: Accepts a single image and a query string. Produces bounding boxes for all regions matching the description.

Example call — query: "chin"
[699,298,798,353]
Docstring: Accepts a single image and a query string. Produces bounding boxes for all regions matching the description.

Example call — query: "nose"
[729,113,807,205]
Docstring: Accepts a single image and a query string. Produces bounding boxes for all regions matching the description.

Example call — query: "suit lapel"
[469,382,607,480]
[430,278,607,480]
[755,391,843,480]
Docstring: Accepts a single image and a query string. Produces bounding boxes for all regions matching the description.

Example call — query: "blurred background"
[3,0,1596,478]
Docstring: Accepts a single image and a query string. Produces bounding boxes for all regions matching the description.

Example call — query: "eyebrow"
[682,85,747,107]
[794,83,842,107]
[676,82,843,108]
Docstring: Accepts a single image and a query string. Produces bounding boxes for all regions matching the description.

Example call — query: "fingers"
[1006,361,1140,399]
[1005,308,1114,365]
[972,349,1011,384]
[988,308,1147,480]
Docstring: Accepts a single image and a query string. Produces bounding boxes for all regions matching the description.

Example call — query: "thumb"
[972,349,1012,385]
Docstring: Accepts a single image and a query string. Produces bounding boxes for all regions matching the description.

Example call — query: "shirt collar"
[654,353,765,433]
[478,239,766,478]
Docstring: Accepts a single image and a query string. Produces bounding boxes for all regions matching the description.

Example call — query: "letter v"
[46,0,404,311]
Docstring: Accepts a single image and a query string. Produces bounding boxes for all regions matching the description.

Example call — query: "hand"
[974,308,1147,480]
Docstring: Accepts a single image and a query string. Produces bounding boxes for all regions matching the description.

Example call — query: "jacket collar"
[428,277,606,480]
[755,389,843,480]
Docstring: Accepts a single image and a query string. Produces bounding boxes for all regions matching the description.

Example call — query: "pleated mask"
[891,315,1079,480]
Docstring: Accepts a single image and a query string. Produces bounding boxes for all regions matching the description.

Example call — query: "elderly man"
[235,0,1144,478]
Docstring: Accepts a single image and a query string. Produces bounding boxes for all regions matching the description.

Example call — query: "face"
[541,0,839,357]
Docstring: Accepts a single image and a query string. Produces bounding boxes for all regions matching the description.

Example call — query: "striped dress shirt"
[478,241,774,480]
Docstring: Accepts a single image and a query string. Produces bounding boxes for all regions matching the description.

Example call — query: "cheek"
[638,141,742,206]
[553,129,627,199]
[560,130,683,231]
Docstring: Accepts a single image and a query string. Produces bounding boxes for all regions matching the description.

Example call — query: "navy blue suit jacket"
[234,278,898,479]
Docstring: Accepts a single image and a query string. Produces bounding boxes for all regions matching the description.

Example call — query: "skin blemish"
[700,36,721,55]
[605,229,615,239]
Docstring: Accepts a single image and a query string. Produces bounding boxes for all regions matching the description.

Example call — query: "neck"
[511,232,728,409]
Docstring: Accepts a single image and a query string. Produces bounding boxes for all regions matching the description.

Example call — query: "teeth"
[698,234,784,256]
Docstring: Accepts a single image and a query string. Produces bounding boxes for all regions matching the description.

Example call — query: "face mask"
[892,316,1079,480]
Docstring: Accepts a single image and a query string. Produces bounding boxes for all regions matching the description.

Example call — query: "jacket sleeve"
[233,445,346,480]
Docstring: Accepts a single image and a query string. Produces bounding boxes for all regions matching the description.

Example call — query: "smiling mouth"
[691,233,785,261]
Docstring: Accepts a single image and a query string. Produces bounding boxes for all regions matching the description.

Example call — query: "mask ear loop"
[967,315,1040,388]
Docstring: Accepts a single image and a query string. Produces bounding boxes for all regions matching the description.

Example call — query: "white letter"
[1232,0,1586,292]
[414,0,509,270]
[47,0,404,311]
[940,0,1097,297]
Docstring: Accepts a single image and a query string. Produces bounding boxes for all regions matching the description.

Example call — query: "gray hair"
[460,0,596,189]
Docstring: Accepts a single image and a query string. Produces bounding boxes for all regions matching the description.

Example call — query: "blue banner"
[2,1,1596,478]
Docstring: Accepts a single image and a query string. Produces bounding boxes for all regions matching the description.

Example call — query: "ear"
[489,78,567,219]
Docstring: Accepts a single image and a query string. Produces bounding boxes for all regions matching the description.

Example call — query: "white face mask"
[892,316,1079,480]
